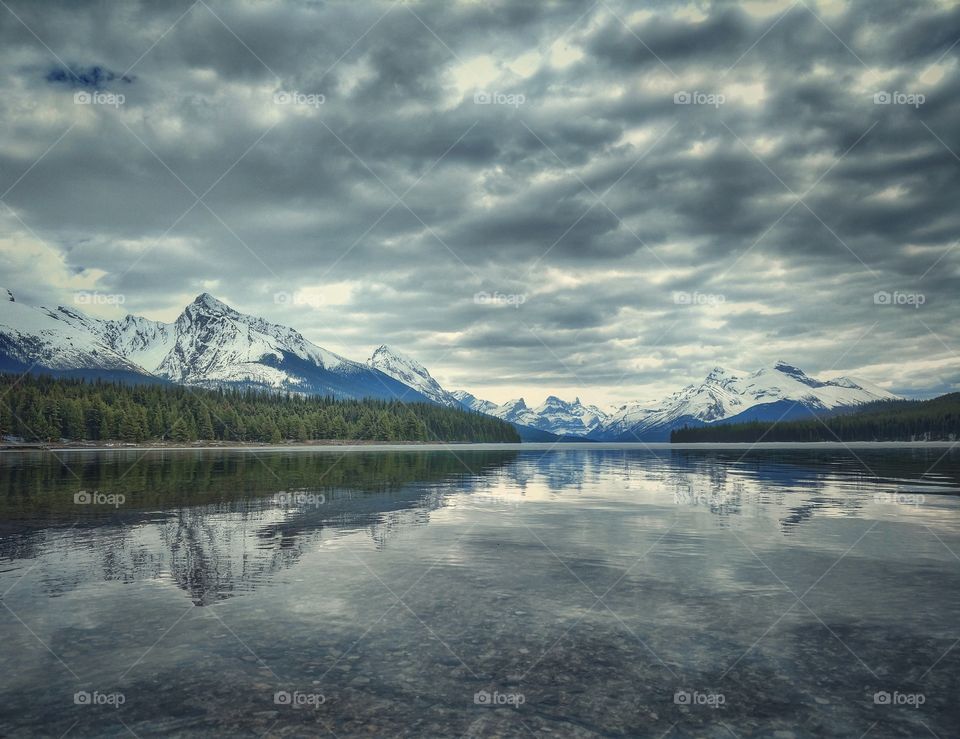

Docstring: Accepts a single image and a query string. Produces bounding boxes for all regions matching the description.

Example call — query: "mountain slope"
[0,292,431,403]
[598,361,898,441]
[0,290,900,440]
[672,392,960,442]
[0,291,156,381]
[367,345,459,406]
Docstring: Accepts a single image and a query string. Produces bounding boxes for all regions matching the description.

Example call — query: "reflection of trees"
[3,446,956,604]
[665,448,957,530]
[0,450,518,605]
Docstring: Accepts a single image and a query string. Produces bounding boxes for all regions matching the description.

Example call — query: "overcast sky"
[0,0,958,406]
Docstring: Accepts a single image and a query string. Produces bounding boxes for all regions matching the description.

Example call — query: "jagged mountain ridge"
[595,361,898,441]
[0,290,898,439]
[0,291,429,402]
[367,345,460,406]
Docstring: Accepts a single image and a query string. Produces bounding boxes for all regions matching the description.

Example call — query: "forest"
[0,373,520,444]
[671,393,960,443]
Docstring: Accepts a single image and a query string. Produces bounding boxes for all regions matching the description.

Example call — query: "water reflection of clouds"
[2,449,959,608]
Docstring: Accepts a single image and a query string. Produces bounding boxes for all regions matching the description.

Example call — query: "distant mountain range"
[0,290,898,441]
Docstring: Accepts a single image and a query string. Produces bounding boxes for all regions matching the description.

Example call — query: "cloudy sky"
[0,0,958,406]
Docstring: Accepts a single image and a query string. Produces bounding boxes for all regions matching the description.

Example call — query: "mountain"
[450,390,498,415]
[0,291,430,402]
[0,293,155,382]
[529,396,608,436]
[672,392,960,443]
[367,345,460,406]
[445,392,607,438]
[0,290,900,442]
[596,361,898,441]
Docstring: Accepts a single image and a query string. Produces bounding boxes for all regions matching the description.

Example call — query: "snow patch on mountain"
[0,295,150,375]
[367,345,458,405]
[450,390,498,415]
[600,361,898,440]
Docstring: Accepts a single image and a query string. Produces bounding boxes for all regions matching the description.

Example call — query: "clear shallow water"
[0,446,958,738]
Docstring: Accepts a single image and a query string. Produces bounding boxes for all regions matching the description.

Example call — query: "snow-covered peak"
[190,292,232,314]
[159,294,353,385]
[600,361,899,440]
[0,297,150,375]
[451,390,498,415]
[501,398,528,412]
[529,394,609,435]
[4,288,14,303]
[369,345,428,374]
[367,345,458,406]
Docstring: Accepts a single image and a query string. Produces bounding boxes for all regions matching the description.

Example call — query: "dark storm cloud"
[0,0,958,403]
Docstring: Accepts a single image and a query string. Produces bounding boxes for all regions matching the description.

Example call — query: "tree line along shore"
[0,374,520,444]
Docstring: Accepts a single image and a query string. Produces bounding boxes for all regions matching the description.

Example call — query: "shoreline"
[1,440,957,453]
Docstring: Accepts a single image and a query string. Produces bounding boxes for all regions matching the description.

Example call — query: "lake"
[0,445,958,737]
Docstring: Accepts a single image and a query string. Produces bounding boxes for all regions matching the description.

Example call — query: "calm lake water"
[0,445,958,738]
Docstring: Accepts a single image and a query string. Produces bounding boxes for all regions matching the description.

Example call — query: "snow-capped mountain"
[0,291,429,402]
[531,396,609,436]
[597,361,898,441]
[367,345,460,406]
[0,289,899,441]
[446,392,609,437]
[0,293,153,380]
[449,390,498,415]
[365,348,605,437]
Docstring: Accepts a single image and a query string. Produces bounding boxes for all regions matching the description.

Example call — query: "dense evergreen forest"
[671,393,960,443]
[0,373,520,443]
